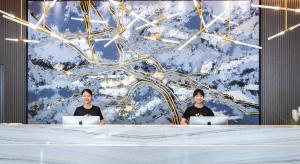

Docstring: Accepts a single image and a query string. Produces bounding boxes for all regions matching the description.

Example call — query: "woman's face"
[194,93,204,104]
[82,91,92,104]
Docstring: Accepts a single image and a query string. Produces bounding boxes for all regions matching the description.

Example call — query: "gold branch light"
[251,4,300,13]
[178,0,226,50]
[1,11,69,43]
[142,1,181,44]
[71,0,108,26]
[135,12,181,30]
[35,0,57,27]
[251,0,300,40]
[201,1,262,49]
[67,0,112,50]
[109,0,155,27]
[103,13,141,47]
[179,1,261,50]
[70,17,108,24]
[1,0,40,43]
[212,14,238,25]
[103,0,151,47]
[1,0,72,44]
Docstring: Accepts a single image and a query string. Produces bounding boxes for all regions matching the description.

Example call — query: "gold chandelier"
[178,0,262,50]
[251,0,300,40]
[0,0,262,50]
[0,0,41,43]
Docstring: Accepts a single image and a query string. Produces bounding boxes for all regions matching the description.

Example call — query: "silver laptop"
[189,116,229,125]
[62,116,100,125]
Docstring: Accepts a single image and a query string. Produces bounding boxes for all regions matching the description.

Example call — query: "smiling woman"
[180,89,215,125]
[74,89,106,125]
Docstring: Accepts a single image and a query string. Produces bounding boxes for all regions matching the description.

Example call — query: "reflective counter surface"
[0,125,300,164]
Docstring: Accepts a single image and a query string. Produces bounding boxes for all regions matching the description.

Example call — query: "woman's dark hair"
[193,89,204,97]
[81,89,93,96]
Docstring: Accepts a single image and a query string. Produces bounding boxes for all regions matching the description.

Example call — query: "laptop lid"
[189,116,229,125]
[62,116,100,125]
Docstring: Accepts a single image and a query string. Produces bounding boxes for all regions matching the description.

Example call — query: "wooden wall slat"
[0,65,4,123]
[261,0,300,124]
[0,0,27,123]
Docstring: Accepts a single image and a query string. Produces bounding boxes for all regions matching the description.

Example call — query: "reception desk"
[0,125,300,163]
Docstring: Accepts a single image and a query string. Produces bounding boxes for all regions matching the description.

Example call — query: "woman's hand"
[180,118,188,125]
[100,119,106,125]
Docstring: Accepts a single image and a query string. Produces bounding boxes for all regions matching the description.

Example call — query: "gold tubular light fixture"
[251,0,300,40]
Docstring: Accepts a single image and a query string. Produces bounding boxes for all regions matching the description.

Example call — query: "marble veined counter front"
[0,125,300,164]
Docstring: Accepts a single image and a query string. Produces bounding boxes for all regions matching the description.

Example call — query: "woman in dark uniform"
[74,89,106,125]
[180,89,214,125]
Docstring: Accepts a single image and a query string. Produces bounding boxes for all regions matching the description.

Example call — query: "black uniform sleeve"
[73,107,79,116]
[95,106,104,120]
[207,107,215,116]
[182,108,190,119]
[99,110,104,120]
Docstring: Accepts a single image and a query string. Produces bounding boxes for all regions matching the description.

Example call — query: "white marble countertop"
[0,125,300,164]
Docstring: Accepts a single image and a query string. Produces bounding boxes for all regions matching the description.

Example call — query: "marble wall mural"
[27,0,260,124]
